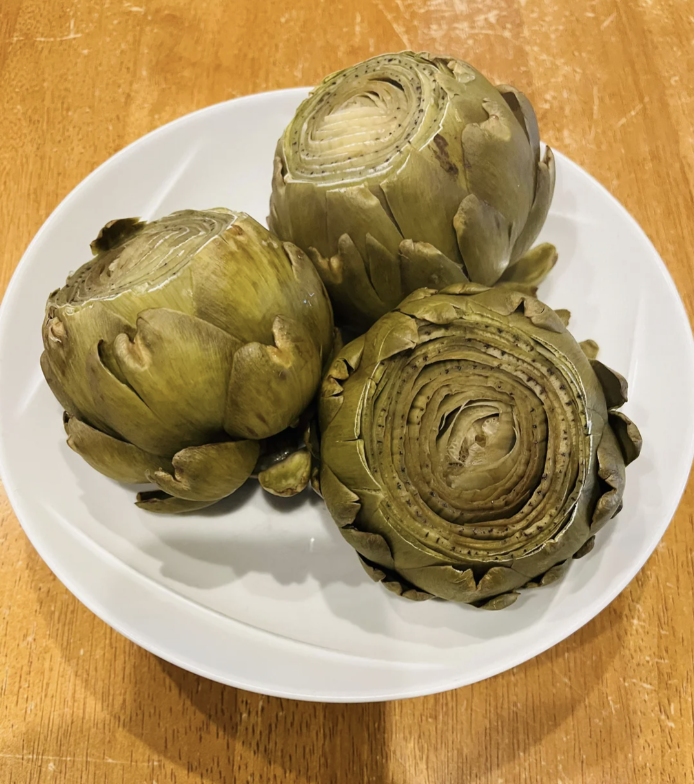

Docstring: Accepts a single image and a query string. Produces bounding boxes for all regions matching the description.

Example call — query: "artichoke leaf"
[308,239,387,332]
[321,437,381,492]
[382,579,433,601]
[396,287,438,307]
[395,563,527,603]
[225,316,321,440]
[90,217,144,254]
[64,414,172,484]
[310,464,322,496]
[111,308,240,444]
[320,338,365,433]
[364,234,404,308]
[361,310,420,367]
[284,180,329,259]
[477,592,520,610]
[460,98,535,248]
[148,439,259,502]
[86,341,186,457]
[591,359,629,408]
[394,586,434,602]
[42,303,134,436]
[303,414,320,459]
[381,145,465,263]
[258,449,312,497]
[524,560,570,588]
[496,282,539,297]
[358,555,387,582]
[499,242,558,288]
[469,286,526,317]
[268,152,293,240]
[136,490,216,514]
[327,327,345,368]
[325,186,403,263]
[339,333,366,374]
[341,526,395,568]
[320,373,369,444]
[397,294,458,325]
[511,148,556,263]
[192,213,332,350]
[609,411,643,466]
[580,339,600,360]
[326,357,352,384]
[358,556,433,601]
[591,424,627,532]
[320,464,362,527]
[253,429,301,476]
[280,241,335,362]
[453,194,511,286]
[496,84,541,164]
[399,240,469,293]
[573,536,596,559]
[41,351,81,418]
[521,297,567,333]
[319,391,344,436]
[555,309,571,327]
[438,281,490,296]
[397,565,477,602]
[477,564,528,595]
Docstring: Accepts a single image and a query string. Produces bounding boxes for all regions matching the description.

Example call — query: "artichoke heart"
[318,285,641,607]
[41,209,334,512]
[270,51,557,331]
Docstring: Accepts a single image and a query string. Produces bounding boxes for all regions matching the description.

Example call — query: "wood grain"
[1,0,693,782]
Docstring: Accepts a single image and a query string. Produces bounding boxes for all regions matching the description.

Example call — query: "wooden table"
[1,0,693,781]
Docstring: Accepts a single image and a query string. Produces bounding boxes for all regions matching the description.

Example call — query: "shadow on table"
[159,660,389,783]
[153,582,635,782]
[20,529,388,780]
[22,527,648,783]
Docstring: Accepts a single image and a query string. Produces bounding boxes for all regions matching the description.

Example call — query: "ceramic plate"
[1,88,693,702]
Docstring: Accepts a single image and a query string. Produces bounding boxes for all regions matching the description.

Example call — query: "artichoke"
[318,284,641,607]
[41,209,334,513]
[269,51,556,332]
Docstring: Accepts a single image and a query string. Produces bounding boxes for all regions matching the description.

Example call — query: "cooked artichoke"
[41,209,333,513]
[270,51,556,331]
[318,285,641,607]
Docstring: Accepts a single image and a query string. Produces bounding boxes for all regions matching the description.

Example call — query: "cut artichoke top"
[318,285,641,607]
[271,51,556,331]
[54,211,229,307]
[48,208,333,351]
[283,54,450,187]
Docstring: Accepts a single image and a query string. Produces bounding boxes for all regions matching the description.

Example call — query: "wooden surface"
[1,0,694,781]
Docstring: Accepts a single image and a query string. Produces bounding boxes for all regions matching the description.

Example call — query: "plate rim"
[1,87,693,702]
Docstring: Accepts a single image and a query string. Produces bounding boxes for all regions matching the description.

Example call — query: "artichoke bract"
[41,209,334,513]
[270,51,556,331]
[318,285,641,608]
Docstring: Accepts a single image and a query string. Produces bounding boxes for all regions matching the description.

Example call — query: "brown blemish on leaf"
[432,133,458,176]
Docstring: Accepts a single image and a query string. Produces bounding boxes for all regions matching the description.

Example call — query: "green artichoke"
[318,284,641,607]
[41,209,334,513]
[269,51,556,332]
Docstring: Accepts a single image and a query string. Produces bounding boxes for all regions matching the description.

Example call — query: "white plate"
[1,88,693,703]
